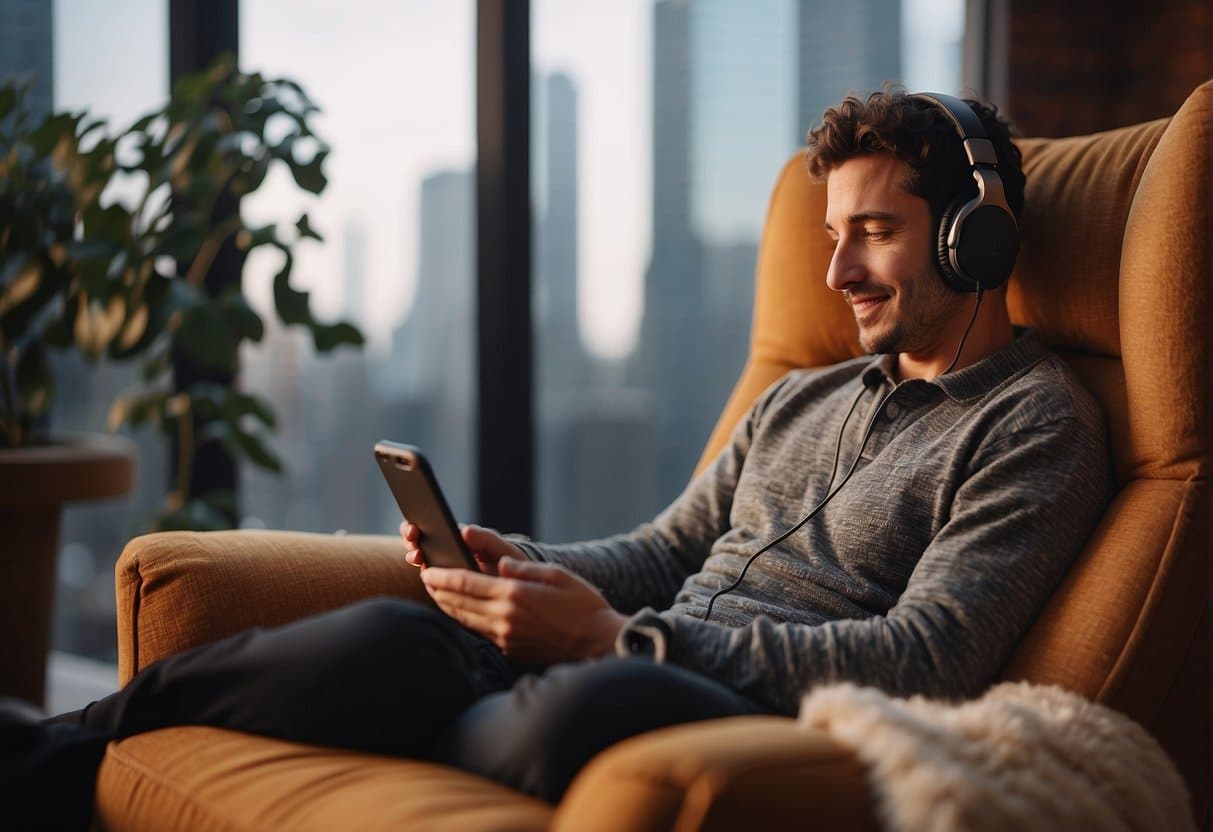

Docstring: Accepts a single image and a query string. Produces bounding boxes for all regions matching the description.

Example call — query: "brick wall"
[1005,0,1211,136]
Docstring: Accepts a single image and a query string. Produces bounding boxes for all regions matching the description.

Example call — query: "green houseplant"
[0,55,361,704]
[1,54,362,526]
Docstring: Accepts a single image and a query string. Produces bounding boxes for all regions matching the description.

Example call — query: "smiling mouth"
[849,296,889,318]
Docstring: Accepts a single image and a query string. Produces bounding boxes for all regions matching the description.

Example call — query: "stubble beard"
[856,269,964,356]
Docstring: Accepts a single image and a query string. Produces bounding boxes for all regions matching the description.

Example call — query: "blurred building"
[380,169,477,525]
[797,0,903,135]
[0,0,53,119]
[633,0,776,509]
[533,70,663,542]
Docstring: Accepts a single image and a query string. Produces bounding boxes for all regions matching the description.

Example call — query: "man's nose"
[825,240,864,292]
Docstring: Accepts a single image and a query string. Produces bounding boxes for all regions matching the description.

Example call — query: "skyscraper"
[535,72,590,393]
[636,0,792,507]
[0,0,53,120]
[536,71,589,539]
[797,0,903,138]
[383,169,476,520]
[532,70,663,542]
[632,0,711,507]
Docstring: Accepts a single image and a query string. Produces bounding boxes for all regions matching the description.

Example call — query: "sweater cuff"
[508,538,542,562]
[614,608,672,662]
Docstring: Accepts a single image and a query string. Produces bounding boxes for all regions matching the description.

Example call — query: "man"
[2,89,1110,827]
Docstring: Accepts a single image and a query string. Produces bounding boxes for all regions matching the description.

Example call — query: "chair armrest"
[552,716,879,832]
[115,530,431,684]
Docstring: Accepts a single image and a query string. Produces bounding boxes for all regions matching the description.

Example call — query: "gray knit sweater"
[517,330,1111,715]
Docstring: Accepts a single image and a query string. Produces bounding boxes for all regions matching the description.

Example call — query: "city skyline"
[53,0,963,362]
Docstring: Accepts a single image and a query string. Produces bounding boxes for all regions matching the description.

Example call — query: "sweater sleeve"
[616,415,1111,714]
[514,375,793,614]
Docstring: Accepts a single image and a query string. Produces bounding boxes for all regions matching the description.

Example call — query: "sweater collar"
[860,329,1048,402]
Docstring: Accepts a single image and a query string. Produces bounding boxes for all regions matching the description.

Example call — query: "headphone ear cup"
[935,200,976,292]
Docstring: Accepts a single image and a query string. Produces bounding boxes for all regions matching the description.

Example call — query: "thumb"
[462,524,510,557]
[497,556,562,585]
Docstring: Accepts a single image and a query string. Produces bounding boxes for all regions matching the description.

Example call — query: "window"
[49,0,169,662]
[531,0,964,541]
[240,1,478,537]
[15,0,966,668]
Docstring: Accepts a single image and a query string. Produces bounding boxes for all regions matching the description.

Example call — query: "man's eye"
[864,229,892,241]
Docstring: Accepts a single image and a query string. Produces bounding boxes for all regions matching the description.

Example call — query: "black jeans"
[82,598,761,802]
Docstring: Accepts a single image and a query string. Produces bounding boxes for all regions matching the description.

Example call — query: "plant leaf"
[176,298,237,372]
[271,254,310,325]
[222,390,276,429]
[235,223,277,252]
[312,321,365,352]
[219,291,264,342]
[108,388,170,430]
[288,148,328,194]
[234,428,282,473]
[295,213,322,242]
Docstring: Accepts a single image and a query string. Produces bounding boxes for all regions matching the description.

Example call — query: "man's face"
[823,154,965,358]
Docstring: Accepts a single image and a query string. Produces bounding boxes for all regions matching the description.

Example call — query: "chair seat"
[94,726,554,831]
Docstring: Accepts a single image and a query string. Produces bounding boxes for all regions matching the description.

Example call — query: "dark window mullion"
[168,0,241,518]
[476,0,534,535]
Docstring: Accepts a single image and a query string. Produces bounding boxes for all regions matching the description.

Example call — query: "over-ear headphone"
[911,93,1020,293]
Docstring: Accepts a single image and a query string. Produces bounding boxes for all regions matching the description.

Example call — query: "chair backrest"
[696,82,1210,818]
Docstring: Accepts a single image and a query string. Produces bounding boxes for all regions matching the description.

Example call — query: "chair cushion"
[117,531,431,683]
[95,726,553,831]
[552,716,878,832]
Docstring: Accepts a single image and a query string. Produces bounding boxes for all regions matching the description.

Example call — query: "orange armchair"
[95,82,1209,830]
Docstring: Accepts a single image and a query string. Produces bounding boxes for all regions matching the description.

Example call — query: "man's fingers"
[462,524,502,553]
[496,556,562,584]
[428,591,503,640]
[399,521,421,546]
[422,566,516,599]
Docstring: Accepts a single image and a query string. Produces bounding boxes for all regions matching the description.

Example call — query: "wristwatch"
[615,610,672,662]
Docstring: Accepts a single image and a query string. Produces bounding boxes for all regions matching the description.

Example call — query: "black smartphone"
[374,440,479,571]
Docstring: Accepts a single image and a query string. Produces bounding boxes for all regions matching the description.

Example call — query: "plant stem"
[172,396,195,510]
[0,337,21,447]
[182,215,243,288]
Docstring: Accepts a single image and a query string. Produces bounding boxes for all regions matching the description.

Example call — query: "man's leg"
[431,658,763,803]
[3,597,515,828]
[83,597,505,756]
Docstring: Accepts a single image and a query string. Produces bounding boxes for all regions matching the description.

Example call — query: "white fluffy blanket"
[798,682,1195,832]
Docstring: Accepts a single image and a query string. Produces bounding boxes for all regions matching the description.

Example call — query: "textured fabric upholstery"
[551,717,878,832]
[114,530,432,683]
[99,83,1210,830]
[95,726,553,831]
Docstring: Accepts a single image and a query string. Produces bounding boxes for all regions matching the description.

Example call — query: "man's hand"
[401,522,626,663]
[401,522,524,576]
[421,557,627,664]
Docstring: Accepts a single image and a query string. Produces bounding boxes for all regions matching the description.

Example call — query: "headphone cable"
[942,288,985,376]
[702,381,886,622]
[701,288,986,622]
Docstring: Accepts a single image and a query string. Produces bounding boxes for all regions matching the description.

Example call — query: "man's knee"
[436,659,757,802]
[321,597,469,678]
[512,659,750,746]
[337,597,450,645]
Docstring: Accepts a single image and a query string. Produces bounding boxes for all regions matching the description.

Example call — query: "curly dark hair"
[805,88,1026,228]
